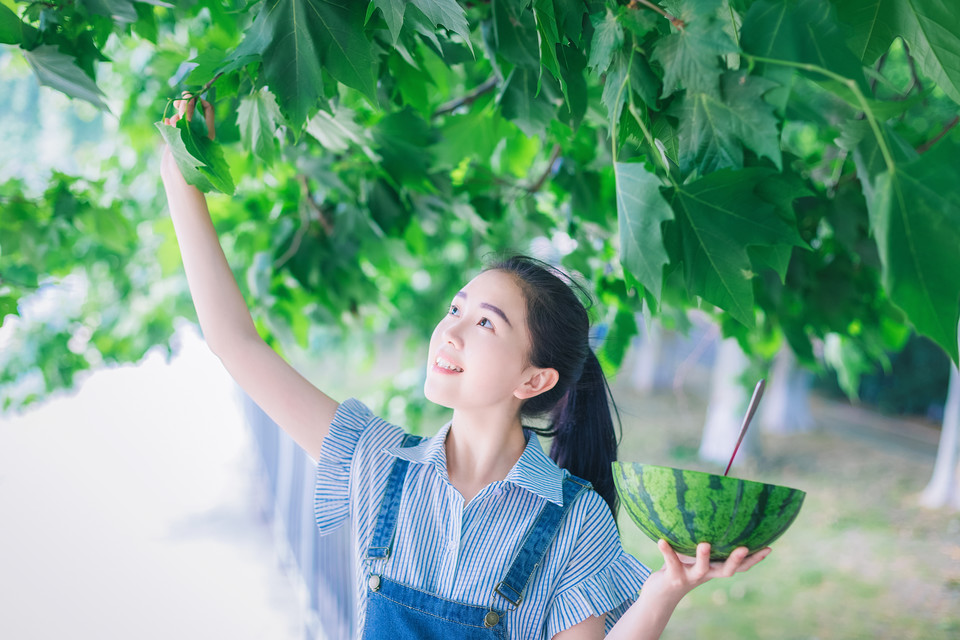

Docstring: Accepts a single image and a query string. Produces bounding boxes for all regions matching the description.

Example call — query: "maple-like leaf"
[678,71,782,176]
[667,169,806,327]
[155,119,235,195]
[865,139,960,364]
[615,162,673,300]
[741,0,868,93]
[237,87,283,166]
[233,0,377,130]
[837,0,960,105]
[652,12,736,98]
[23,45,108,111]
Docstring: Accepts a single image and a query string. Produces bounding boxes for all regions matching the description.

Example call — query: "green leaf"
[22,45,109,111]
[865,139,960,363]
[155,120,235,195]
[500,66,556,137]
[678,71,782,176]
[841,0,960,105]
[668,169,807,327]
[492,0,540,68]
[238,87,282,165]
[741,0,868,93]
[371,0,405,44]
[410,0,473,52]
[80,0,138,23]
[615,161,673,300]
[587,9,623,75]
[236,0,378,130]
[0,4,38,45]
[534,0,561,80]
[652,11,736,98]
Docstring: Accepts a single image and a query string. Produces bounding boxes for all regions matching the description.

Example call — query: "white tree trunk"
[760,346,814,434]
[630,315,662,394]
[699,337,758,467]
[920,363,960,509]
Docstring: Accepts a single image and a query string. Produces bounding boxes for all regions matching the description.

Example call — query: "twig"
[432,77,498,118]
[298,175,334,235]
[917,116,959,154]
[273,176,334,270]
[528,144,561,193]
[629,0,685,29]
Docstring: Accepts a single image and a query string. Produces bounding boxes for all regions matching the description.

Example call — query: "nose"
[440,318,463,350]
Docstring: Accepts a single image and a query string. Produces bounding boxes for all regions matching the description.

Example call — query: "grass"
[612,385,960,639]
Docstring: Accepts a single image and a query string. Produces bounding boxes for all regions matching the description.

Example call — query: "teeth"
[435,357,463,372]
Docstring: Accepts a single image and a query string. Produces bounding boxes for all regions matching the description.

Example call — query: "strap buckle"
[494,581,523,608]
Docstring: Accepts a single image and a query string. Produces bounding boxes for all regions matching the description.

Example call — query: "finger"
[185,95,197,122]
[696,542,712,570]
[201,99,215,140]
[657,539,684,574]
[717,545,751,578]
[734,547,771,574]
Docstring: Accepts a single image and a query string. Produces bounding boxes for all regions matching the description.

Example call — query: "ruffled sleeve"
[546,551,650,636]
[313,398,402,534]
[543,488,651,637]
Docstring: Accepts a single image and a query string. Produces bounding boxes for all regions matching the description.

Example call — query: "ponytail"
[486,254,621,520]
[547,349,620,518]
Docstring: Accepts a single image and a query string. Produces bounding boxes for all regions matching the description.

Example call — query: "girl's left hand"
[654,539,771,598]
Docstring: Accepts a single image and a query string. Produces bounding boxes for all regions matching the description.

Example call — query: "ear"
[514,367,560,400]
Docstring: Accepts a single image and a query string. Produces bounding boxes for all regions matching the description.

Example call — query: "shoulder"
[324,398,405,460]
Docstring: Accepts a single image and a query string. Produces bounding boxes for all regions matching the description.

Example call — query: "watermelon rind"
[612,462,805,560]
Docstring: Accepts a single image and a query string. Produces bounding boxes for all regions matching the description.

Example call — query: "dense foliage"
[1,0,959,410]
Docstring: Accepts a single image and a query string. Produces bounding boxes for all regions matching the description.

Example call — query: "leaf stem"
[629,0,685,30]
[743,54,896,175]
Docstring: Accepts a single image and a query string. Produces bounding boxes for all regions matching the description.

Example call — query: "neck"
[444,406,527,504]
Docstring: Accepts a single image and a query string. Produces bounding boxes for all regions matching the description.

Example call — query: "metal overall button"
[368,574,381,592]
[483,611,500,628]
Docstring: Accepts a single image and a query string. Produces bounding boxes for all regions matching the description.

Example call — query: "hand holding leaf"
[157,93,234,195]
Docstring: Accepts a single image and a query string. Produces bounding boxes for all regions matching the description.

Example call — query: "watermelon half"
[612,462,805,560]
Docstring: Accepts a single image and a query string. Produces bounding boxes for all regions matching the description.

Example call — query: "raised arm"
[160,97,338,459]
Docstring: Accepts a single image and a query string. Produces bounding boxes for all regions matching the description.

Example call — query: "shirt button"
[447,540,458,553]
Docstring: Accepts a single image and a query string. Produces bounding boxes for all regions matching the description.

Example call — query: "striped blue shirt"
[314,399,650,639]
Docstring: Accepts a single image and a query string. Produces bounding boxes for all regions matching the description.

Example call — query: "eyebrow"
[455,291,513,327]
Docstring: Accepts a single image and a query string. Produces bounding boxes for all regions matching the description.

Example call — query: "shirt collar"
[383,424,566,506]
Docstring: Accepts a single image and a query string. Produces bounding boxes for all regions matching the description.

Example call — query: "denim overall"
[361,435,591,639]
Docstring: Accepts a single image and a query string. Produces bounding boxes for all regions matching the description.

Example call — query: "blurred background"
[2,2,960,639]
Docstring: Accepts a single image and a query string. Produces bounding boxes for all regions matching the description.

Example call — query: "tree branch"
[917,116,959,154]
[528,144,562,193]
[273,176,334,270]
[432,77,498,118]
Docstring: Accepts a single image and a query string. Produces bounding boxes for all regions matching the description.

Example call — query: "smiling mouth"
[434,356,464,372]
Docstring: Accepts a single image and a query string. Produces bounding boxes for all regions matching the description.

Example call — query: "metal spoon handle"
[723,378,766,476]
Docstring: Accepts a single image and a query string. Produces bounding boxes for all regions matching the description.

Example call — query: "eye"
[478,317,494,329]
[448,304,460,316]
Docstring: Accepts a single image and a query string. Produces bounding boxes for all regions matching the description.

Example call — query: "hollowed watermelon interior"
[613,462,806,560]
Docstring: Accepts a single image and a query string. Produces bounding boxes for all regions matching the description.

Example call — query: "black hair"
[486,255,621,518]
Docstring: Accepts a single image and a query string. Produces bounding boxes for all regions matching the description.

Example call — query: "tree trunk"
[759,346,814,434]
[699,337,759,467]
[630,315,662,393]
[920,363,960,509]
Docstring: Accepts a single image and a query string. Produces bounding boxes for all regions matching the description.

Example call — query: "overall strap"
[367,434,424,561]
[494,475,592,608]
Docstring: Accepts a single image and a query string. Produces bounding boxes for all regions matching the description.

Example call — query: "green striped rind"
[612,462,806,560]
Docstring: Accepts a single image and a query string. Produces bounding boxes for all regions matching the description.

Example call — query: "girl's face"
[424,269,554,413]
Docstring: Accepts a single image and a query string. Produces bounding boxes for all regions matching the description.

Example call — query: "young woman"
[160,98,769,639]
